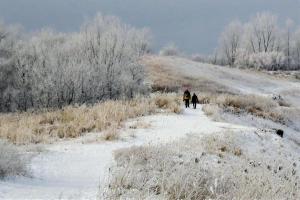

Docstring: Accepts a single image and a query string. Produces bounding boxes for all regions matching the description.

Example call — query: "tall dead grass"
[200,93,286,124]
[0,94,181,145]
[153,94,182,114]
[104,132,299,199]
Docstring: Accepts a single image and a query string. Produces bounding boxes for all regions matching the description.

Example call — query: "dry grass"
[201,132,243,158]
[104,132,299,199]
[102,125,120,141]
[129,121,151,130]
[153,94,182,114]
[105,145,223,200]
[0,94,181,145]
[200,93,286,124]
[202,104,222,121]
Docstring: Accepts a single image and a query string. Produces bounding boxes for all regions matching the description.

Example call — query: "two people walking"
[183,89,199,109]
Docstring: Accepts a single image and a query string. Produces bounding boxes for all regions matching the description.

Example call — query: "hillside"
[144,56,300,107]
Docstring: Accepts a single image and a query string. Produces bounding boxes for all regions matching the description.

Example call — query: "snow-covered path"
[0,107,252,200]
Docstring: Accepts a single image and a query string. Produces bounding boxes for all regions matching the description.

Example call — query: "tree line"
[218,12,300,70]
[0,14,150,112]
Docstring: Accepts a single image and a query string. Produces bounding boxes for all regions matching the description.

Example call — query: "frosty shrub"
[248,51,286,70]
[104,132,299,199]
[0,141,29,179]
[234,48,250,68]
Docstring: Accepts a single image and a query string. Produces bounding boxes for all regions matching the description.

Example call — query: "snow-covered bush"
[190,53,219,64]
[159,43,180,56]
[234,48,250,68]
[235,50,286,70]
[248,51,286,70]
[0,141,29,179]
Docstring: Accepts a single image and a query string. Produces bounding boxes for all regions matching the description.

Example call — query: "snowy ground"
[0,107,252,200]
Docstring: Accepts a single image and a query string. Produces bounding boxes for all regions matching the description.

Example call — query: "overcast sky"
[1,0,300,54]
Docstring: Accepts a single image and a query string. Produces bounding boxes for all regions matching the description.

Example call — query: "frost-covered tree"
[282,19,295,68]
[0,22,21,111]
[245,12,279,53]
[0,13,151,112]
[219,20,243,66]
[292,28,300,69]
[218,12,300,70]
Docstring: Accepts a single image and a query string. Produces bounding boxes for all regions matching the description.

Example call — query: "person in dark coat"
[183,89,191,108]
[191,93,199,109]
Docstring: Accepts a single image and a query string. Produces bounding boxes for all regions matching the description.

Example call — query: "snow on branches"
[0,14,151,112]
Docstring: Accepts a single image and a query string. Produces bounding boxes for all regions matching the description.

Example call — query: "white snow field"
[0,107,251,200]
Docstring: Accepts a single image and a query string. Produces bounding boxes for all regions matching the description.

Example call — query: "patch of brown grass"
[129,121,151,130]
[0,94,181,145]
[234,148,243,156]
[102,125,120,141]
[153,94,182,114]
[202,104,222,121]
[200,93,286,124]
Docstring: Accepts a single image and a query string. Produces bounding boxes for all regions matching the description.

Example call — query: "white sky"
[1,0,300,54]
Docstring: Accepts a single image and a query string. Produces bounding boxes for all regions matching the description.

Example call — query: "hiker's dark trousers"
[185,100,190,108]
[193,102,197,109]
